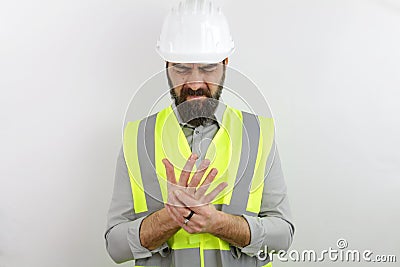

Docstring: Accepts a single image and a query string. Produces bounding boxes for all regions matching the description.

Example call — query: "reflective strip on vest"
[246,116,275,214]
[123,120,147,213]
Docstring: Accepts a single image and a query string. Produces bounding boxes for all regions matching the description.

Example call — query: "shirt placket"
[192,125,204,167]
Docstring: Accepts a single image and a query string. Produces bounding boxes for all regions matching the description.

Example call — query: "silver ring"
[184,218,189,225]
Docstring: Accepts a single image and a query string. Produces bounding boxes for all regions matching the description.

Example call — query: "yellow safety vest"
[123,105,274,267]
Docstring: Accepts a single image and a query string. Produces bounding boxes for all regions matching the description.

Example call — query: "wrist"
[160,207,181,230]
[209,209,226,234]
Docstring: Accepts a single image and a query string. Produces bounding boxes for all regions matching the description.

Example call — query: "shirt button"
[195,130,199,134]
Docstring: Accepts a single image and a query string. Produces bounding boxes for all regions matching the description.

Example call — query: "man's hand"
[163,154,228,233]
[171,190,251,247]
[139,154,201,250]
[161,154,250,248]
[166,166,228,234]
[162,153,199,222]
[168,190,223,234]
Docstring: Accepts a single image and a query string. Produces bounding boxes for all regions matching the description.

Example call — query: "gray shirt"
[176,102,222,166]
[105,104,295,264]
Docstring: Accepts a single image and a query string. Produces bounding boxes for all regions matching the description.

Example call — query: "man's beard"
[167,72,225,127]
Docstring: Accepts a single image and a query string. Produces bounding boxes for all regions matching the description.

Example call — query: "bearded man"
[105,1,294,267]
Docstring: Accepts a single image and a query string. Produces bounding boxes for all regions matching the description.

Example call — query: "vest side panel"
[137,114,165,213]
[123,121,148,213]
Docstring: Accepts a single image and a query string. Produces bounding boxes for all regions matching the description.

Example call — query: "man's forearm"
[140,208,181,250]
[209,211,251,248]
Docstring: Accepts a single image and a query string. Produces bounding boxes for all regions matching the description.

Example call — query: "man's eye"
[200,66,218,72]
[174,67,191,74]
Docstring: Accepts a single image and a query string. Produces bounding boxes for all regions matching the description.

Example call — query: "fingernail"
[191,154,198,160]
[211,168,218,175]
[174,191,181,196]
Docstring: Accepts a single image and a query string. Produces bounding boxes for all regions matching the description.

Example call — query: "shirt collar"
[171,101,226,127]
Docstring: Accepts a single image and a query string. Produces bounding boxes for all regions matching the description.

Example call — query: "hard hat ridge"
[156,0,235,63]
[172,0,216,15]
[180,0,208,14]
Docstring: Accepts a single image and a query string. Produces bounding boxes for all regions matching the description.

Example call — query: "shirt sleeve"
[104,147,169,263]
[240,144,295,256]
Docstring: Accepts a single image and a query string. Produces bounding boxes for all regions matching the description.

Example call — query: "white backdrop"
[1,0,399,266]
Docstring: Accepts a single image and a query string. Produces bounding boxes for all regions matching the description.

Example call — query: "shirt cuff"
[239,214,265,257]
[127,216,171,259]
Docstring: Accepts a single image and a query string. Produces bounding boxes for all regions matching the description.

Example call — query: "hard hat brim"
[156,47,235,64]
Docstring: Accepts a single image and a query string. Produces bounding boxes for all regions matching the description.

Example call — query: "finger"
[166,204,188,227]
[194,168,218,199]
[181,214,200,234]
[187,159,211,194]
[203,182,228,203]
[170,195,193,216]
[162,158,177,185]
[178,154,198,187]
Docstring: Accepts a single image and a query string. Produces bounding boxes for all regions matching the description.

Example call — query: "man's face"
[167,61,226,126]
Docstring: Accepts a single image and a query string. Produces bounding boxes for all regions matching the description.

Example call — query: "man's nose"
[186,81,206,91]
[187,70,206,90]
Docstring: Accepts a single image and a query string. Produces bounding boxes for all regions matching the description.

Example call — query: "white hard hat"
[156,0,235,63]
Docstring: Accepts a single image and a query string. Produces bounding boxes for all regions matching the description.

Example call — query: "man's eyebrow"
[171,63,191,68]
[200,63,218,68]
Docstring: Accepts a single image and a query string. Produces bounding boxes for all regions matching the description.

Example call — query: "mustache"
[181,87,212,99]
